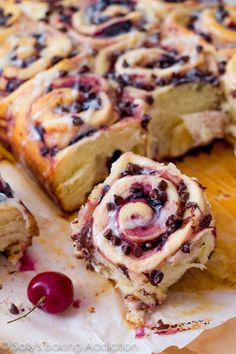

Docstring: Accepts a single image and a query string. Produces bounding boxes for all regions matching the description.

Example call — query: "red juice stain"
[135,326,145,338]
[19,251,35,272]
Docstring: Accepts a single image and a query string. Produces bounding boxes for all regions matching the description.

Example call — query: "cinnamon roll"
[72,152,216,326]
[4,54,147,212]
[49,0,160,50]
[0,1,23,42]
[99,34,226,159]
[222,54,236,151]
[164,4,236,62]
[0,20,72,141]
[0,173,38,263]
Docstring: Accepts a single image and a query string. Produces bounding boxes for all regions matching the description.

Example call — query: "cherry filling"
[0,7,12,27]
[102,168,193,258]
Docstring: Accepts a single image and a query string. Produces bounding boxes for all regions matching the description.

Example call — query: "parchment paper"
[0,158,235,354]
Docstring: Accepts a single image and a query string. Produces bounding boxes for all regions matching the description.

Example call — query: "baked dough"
[3,54,147,212]
[0,173,38,263]
[72,152,216,326]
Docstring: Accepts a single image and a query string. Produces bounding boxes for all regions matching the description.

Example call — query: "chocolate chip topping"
[95,20,132,38]
[9,303,19,315]
[141,114,152,129]
[199,214,212,230]
[111,235,122,246]
[104,228,112,240]
[181,242,190,253]
[72,115,84,126]
[114,194,125,206]
[149,270,164,286]
[133,245,143,257]
[106,202,116,211]
[158,180,168,191]
[121,244,132,256]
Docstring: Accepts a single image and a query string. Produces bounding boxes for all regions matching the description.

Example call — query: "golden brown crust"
[4,54,147,211]
[0,175,39,263]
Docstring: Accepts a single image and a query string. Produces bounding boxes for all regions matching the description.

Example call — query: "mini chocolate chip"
[141,114,151,129]
[9,303,19,315]
[166,215,175,227]
[196,45,203,53]
[181,192,190,203]
[40,147,49,156]
[159,191,167,205]
[114,194,125,206]
[3,184,13,198]
[121,244,132,255]
[59,26,68,32]
[72,115,83,126]
[59,70,68,77]
[127,162,142,175]
[104,228,112,240]
[149,189,159,200]
[150,270,164,286]
[158,180,168,191]
[186,201,198,210]
[79,65,90,74]
[199,214,212,229]
[111,235,122,246]
[106,202,116,211]
[50,56,62,65]
[146,95,154,105]
[122,59,129,68]
[181,242,190,253]
[118,264,130,279]
[178,180,187,192]
[133,245,143,257]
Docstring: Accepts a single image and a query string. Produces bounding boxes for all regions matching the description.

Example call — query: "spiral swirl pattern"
[6,54,148,211]
[49,0,160,49]
[164,4,236,61]
[0,20,72,98]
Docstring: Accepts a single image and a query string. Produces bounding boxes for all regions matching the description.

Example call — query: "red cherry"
[27,271,74,314]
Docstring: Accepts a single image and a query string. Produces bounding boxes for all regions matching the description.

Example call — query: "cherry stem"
[7,296,45,324]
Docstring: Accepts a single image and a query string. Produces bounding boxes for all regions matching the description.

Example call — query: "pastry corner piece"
[72,152,216,327]
[0,174,38,263]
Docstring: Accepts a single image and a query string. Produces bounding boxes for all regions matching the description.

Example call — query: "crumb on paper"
[148,319,211,335]
[88,307,96,314]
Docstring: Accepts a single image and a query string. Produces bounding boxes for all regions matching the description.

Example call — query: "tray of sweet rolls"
[0,1,236,353]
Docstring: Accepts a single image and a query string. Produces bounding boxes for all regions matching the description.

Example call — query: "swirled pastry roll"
[49,0,160,50]
[0,174,38,263]
[72,152,216,326]
[222,54,236,151]
[12,0,49,21]
[0,20,72,140]
[98,34,226,159]
[0,0,23,42]
[4,54,147,212]
[164,4,236,63]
